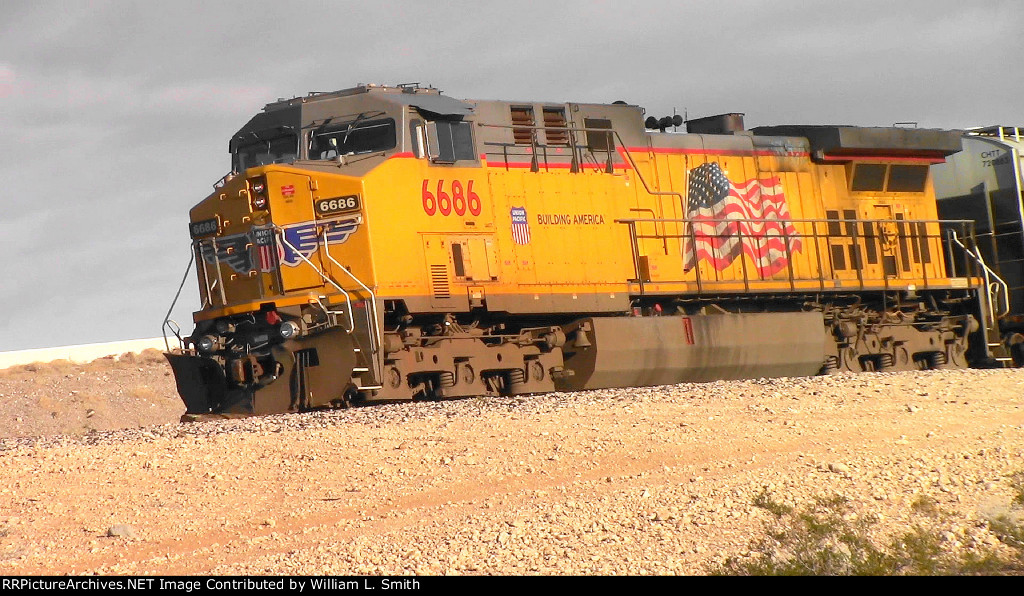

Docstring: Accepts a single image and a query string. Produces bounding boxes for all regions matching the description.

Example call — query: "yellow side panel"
[628,149,835,289]
[359,157,635,304]
[465,236,493,281]
[488,170,536,285]
[269,171,327,293]
[305,174,373,301]
[263,147,963,318]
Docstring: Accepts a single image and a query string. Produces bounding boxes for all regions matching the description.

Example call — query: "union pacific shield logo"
[510,206,530,245]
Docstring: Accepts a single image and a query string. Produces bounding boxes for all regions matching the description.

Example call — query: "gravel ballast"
[0,360,1022,575]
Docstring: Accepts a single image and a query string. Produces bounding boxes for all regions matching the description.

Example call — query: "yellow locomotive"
[165,84,994,415]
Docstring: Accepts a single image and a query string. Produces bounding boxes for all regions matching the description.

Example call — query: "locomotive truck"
[163,84,999,415]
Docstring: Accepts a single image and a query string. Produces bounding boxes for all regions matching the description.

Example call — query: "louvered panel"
[511,107,534,145]
[430,264,451,299]
[543,108,569,146]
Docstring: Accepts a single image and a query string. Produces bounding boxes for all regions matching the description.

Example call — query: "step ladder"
[948,230,1012,366]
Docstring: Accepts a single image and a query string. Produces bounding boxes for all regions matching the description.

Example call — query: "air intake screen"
[511,107,534,145]
[430,265,450,299]
[543,108,569,146]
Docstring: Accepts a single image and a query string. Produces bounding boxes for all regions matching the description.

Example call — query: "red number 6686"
[421,179,482,216]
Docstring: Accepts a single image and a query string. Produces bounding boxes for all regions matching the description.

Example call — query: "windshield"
[233,134,298,172]
[309,118,396,159]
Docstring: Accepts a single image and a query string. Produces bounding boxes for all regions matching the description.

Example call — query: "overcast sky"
[1,0,1021,351]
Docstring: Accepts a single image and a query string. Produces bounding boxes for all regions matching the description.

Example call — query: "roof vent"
[685,113,745,135]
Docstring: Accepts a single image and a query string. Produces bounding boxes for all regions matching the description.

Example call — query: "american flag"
[682,162,802,277]
[253,227,278,272]
[510,206,531,245]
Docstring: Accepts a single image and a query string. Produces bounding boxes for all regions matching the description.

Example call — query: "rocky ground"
[0,355,1022,575]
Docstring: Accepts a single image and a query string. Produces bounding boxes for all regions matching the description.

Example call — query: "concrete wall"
[0,338,168,369]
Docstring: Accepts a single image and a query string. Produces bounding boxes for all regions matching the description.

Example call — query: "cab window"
[851,164,886,192]
[887,165,928,192]
[309,118,397,159]
[233,134,298,172]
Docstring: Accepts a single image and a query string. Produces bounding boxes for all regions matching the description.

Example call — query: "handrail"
[192,238,226,307]
[616,217,978,225]
[948,230,1010,320]
[174,219,382,389]
[186,218,377,339]
[616,215,980,297]
[276,231,352,324]
[162,250,195,351]
[209,237,228,306]
[319,228,382,357]
[478,122,685,204]
[275,222,383,381]
[195,242,213,308]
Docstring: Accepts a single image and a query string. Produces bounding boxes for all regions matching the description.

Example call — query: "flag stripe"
[682,163,801,276]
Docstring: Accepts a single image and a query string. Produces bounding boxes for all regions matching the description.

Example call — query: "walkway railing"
[616,216,982,296]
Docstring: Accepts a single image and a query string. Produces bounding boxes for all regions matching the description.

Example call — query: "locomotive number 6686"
[422,179,482,217]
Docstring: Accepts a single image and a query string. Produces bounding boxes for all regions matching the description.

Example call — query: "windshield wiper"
[342,113,369,145]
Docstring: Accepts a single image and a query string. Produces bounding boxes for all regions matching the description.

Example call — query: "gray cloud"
[1,0,1021,350]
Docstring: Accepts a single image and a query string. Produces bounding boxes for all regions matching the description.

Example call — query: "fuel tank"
[558,312,828,391]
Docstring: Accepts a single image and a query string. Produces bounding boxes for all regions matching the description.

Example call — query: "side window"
[887,165,928,192]
[851,164,887,192]
[233,134,298,172]
[850,163,929,193]
[427,120,476,163]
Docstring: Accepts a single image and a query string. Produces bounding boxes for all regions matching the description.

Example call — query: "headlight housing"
[196,335,218,354]
[249,177,269,211]
[279,321,300,339]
